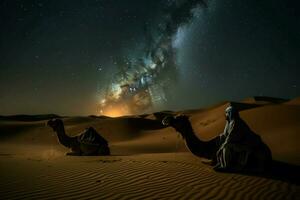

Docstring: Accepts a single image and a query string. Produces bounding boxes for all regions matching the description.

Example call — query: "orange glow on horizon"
[103,109,127,117]
[99,103,132,117]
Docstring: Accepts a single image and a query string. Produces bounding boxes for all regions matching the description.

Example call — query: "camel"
[162,114,272,173]
[162,115,220,160]
[47,118,110,156]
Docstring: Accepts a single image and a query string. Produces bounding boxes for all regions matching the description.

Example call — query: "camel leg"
[66,151,81,156]
[97,146,110,156]
[66,146,82,156]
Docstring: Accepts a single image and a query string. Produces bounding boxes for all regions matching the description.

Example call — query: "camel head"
[162,115,192,138]
[47,118,64,132]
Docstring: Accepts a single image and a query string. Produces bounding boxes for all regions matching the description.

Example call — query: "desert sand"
[0,97,299,199]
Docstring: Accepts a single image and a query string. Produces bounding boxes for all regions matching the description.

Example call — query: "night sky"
[0,0,299,116]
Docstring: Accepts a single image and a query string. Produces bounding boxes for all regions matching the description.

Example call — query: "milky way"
[99,0,207,116]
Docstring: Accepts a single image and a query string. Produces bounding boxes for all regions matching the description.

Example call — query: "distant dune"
[285,97,300,105]
[0,97,299,199]
[0,114,62,121]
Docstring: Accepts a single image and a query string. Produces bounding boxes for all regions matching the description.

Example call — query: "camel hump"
[78,127,108,145]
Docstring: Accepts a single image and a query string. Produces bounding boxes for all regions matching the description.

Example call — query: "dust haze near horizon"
[0,0,299,116]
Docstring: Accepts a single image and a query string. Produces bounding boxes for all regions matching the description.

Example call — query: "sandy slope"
[0,97,299,199]
[1,152,299,200]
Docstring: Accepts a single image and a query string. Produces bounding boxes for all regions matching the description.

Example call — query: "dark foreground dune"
[0,97,299,199]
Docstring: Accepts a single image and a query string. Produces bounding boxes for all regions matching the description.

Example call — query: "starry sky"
[0,0,299,116]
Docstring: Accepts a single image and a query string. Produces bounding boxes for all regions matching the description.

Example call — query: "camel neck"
[181,124,209,158]
[184,128,204,146]
[56,125,72,148]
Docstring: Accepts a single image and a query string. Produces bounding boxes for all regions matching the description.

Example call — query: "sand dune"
[1,153,299,200]
[285,97,300,105]
[241,96,289,104]
[0,97,299,199]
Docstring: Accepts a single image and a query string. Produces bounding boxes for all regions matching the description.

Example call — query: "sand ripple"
[0,154,299,200]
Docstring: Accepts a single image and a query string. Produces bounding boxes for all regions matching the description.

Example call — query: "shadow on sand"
[238,160,300,185]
